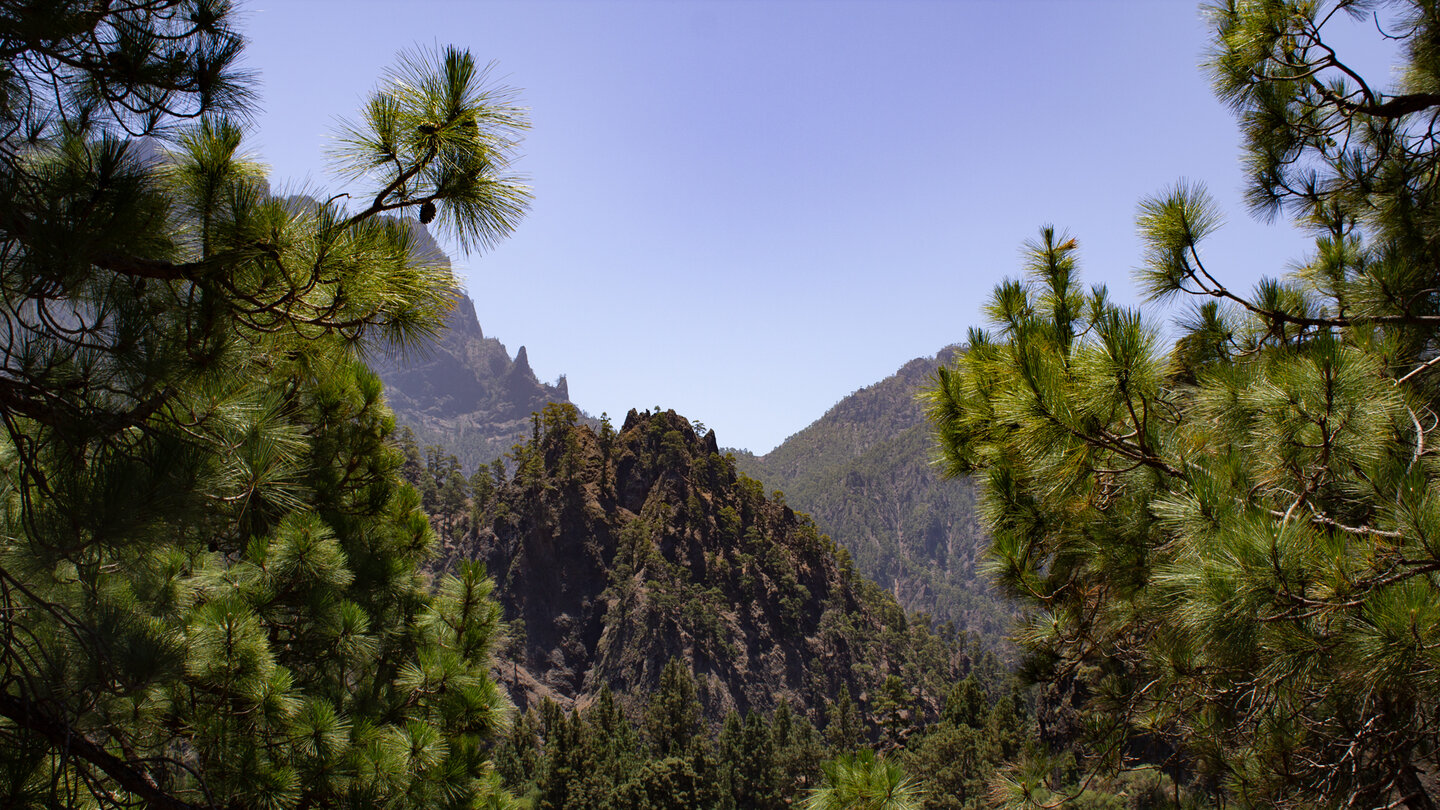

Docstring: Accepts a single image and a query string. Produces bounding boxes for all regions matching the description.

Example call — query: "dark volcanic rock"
[441,405,964,727]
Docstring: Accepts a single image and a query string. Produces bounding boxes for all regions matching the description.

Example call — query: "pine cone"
[419,201,436,224]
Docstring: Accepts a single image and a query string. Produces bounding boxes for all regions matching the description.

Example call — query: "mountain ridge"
[730,346,1014,655]
[373,288,580,472]
[433,404,972,729]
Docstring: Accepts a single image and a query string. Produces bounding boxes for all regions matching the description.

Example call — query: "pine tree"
[494,707,545,797]
[0,3,531,808]
[536,700,585,810]
[612,756,717,810]
[901,677,1021,810]
[644,656,703,757]
[903,724,991,810]
[714,708,786,810]
[771,699,826,793]
[938,677,987,730]
[804,750,925,810]
[716,710,747,809]
[874,674,916,752]
[825,684,864,754]
[929,2,1440,806]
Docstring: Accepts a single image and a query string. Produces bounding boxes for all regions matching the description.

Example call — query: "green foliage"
[613,756,717,810]
[485,610,1034,809]
[542,688,642,809]
[899,676,1034,810]
[494,707,545,796]
[805,750,925,810]
[501,675,963,810]
[330,45,529,254]
[645,658,703,757]
[525,691,717,810]
[928,2,1440,806]
[771,699,827,794]
[939,677,987,729]
[826,684,864,754]
[874,674,917,751]
[903,725,992,810]
[462,407,963,733]
[0,5,527,808]
[731,350,1014,655]
[716,710,785,810]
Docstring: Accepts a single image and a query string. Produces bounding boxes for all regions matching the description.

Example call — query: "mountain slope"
[439,405,966,727]
[731,347,1013,654]
[372,291,576,471]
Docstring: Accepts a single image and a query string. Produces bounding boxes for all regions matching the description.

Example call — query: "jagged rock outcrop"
[372,290,576,471]
[443,405,964,727]
[357,219,580,471]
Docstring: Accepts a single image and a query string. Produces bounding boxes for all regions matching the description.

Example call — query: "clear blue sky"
[238,1,1394,453]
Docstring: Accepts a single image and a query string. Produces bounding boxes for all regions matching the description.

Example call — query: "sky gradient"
[239,1,1396,454]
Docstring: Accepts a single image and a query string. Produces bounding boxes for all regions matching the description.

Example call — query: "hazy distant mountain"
[434,405,975,726]
[372,290,578,472]
[328,216,575,472]
[730,347,1014,655]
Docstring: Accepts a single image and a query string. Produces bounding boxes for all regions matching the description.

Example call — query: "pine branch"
[1326,90,1440,119]
[0,692,205,810]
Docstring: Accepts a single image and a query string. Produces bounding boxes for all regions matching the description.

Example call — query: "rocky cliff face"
[372,291,575,471]
[441,405,962,726]
[731,347,1015,656]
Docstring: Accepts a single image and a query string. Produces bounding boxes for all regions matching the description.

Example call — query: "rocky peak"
[445,293,483,339]
[513,345,533,379]
[447,404,962,725]
[370,295,579,470]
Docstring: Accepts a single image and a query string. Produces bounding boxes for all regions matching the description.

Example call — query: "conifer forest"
[2,1,1439,808]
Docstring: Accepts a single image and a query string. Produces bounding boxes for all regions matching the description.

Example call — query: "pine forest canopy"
[0,1,533,808]
[930,1,1440,807]
[25,0,1440,808]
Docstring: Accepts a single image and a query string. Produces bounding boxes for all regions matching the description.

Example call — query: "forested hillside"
[411,404,990,727]
[486,662,1036,809]
[16,1,1435,808]
[398,403,1055,809]
[733,348,1013,654]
